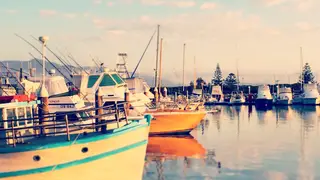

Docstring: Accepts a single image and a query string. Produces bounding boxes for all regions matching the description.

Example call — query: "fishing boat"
[0,99,152,180]
[301,83,320,105]
[229,91,245,105]
[206,85,224,104]
[275,87,293,105]
[255,85,273,108]
[21,69,87,113]
[0,35,152,180]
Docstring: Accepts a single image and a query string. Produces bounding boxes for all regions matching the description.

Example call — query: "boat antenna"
[154,24,160,88]
[131,29,157,78]
[30,35,73,74]
[39,36,49,86]
[14,33,71,79]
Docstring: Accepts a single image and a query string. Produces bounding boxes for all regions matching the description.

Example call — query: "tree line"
[190,62,316,93]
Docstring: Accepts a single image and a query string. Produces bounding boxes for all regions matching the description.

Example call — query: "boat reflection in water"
[144,135,221,179]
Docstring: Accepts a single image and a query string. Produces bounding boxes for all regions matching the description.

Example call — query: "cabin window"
[111,74,125,84]
[99,74,116,86]
[26,107,33,124]
[17,108,25,126]
[87,75,100,88]
[6,109,17,128]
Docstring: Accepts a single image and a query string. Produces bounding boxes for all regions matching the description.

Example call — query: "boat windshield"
[100,74,117,86]
[87,75,100,88]
[111,74,125,84]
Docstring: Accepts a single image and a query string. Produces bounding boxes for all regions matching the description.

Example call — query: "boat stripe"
[0,140,147,178]
[0,122,148,153]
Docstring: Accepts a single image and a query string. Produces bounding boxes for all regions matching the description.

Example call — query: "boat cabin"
[0,100,39,146]
[72,69,127,103]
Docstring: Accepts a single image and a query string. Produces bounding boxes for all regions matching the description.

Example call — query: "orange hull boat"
[146,109,206,135]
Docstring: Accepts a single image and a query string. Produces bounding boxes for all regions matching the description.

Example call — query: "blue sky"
[1,0,320,84]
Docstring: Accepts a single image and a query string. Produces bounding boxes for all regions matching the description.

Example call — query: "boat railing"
[0,102,130,147]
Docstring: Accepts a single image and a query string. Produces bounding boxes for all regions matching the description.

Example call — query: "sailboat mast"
[300,47,303,91]
[158,38,163,92]
[236,44,240,92]
[154,25,160,88]
[182,43,186,92]
[193,56,196,89]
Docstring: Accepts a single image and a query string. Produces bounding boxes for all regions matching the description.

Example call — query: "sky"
[1,0,320,85]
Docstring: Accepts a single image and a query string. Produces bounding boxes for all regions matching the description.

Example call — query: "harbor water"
[143,105,320,180]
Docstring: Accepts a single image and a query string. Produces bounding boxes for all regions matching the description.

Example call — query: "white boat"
[255,85,273,108]
[229,91,245,105]
[21,70,88,114]
[0,99,151,180]
[275,87,293,105]
[72,68,127,104]
[207,85,224,103]
[301,83,320,105]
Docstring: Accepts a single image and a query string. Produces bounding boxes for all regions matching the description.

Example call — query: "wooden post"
[95,88,104,132]
[38,84,49,136]
[65,115,70,141]
[115,104,120,128]
[124,88,130,124]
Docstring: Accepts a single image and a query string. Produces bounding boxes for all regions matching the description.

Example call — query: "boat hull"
[147,110,206,135]
[302,98,320,105]
[0,121,150,180]
[275,99,292,105]
[255,98,273,108]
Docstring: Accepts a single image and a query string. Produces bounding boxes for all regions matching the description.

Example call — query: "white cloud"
[92,18,109,28]
[107,29,126,35]
[263,0,288,7]
[4,9,18,14]
[200,2,217,10]
[295,22,313,31]
[295,0,314,12]
[39,9,57,16]
[107,2,114,6]
[64,13,77,19]
[266,28,281,35]
[140,0,196,8]
[93,0,102,4]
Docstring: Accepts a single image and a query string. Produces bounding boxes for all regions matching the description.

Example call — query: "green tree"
[224,73,237,89]
[299,63,315,84]
[196,77,206,89]
[212,63,223,85]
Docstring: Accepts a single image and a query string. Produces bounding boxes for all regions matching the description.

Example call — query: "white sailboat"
[229,51,245,105]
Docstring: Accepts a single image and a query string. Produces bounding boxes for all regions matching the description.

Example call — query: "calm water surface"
[143,106,320,180]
